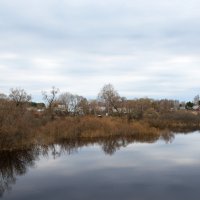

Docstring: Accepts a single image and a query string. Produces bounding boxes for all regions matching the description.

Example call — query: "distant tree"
[9,88,31,106]
[0,93,7,100]
[42,86,59,109]
[185,101,194,110]
[173,100,180,110]
[58,92,72,113]
[42,86,59,119]
[69,94,85,115]
[88,100,99,115]
[98,84,121,115]
[30,102,37,107]
[58,92,89,115]
[193,95,200,105]
[179,101,186,109]
[143,108,159,119]
[78,97,89,115]
[37,103,45,108]
[124,98,153,120]
[156,99,174,113]
[28,102,45,108]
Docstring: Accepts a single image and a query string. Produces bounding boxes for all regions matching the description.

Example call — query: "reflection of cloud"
[36,132,200,176]
[171,158,199,165]
[1,132,200,199]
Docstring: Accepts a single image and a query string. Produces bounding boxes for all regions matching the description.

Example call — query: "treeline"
[0,84,200,149]
[0,84,198,118]
[0,84,199,120]
[0,84,184,124]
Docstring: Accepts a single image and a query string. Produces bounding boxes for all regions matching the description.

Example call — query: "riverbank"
[1,112,200,150]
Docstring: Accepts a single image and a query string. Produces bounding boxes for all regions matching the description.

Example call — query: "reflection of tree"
[56,132,175,155]
[0,132,175,197]
[0,147,40,197]
[160,131,175,144]
[101,138,128,155]
[0,172,15,198]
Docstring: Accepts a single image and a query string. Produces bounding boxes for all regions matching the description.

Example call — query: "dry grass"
[1,103,200,150]
[35,116,160,145]
[147,110,200,131]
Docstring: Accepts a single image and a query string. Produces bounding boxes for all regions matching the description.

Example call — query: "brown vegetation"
[146,110,200,132]
[36,116,159,144]
[1,86,200,150]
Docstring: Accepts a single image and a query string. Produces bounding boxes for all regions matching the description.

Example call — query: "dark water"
[1,131,200,200]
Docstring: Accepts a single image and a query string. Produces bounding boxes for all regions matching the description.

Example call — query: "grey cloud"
[0,0,200,101]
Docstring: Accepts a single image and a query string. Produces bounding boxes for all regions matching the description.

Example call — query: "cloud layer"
[1,0,200,101]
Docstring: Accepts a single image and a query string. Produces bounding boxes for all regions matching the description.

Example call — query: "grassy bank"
[36,116,160,144]
[147,110,200,132]
[0,105,200,150]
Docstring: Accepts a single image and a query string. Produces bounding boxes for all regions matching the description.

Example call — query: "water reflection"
[0,131,193,199]
[0,148,39,197]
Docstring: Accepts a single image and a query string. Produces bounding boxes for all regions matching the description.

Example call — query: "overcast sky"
[0,0,200,102]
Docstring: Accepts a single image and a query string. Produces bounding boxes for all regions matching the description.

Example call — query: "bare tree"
[58,92,89,115]
[9,88,31,106]
[124,98,154,120]
[58,92,72,114]
[98,83,122,115]
[42,86,59,109]
[88,100,98,115]
[77,97,89,115]
[69,95,85,115]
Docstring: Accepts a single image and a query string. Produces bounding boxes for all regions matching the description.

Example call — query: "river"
[1,131,200,200]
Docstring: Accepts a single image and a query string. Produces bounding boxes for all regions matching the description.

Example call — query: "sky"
[0,0,200,102]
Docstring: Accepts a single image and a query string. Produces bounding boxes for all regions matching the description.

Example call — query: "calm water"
[1,132,200,200]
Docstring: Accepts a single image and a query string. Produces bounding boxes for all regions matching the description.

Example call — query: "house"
[193,105,200,111]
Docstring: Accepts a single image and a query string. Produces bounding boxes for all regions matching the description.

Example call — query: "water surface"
[1,132,200,200]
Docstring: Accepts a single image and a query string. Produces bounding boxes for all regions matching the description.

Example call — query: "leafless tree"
[9,88,31,106]
[42,86,59,119]
[42,86,59,109]
[58,92,89,115]
[88,100,98,115]
[69,95,85,115]
[124,98,153,120]
[98,84,122,115]
[58,92,72,113]
[77,97,89,115]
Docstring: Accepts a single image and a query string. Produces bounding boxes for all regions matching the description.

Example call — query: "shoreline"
[1,115,200,150]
